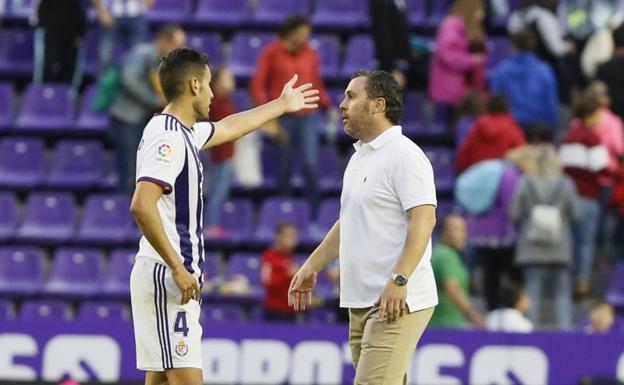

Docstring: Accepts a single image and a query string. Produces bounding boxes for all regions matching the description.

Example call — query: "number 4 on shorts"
[174,311,189,337]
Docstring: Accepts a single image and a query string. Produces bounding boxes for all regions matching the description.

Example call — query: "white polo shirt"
[339,126,438,312]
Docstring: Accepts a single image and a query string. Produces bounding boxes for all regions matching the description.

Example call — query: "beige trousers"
[349,305,434,385]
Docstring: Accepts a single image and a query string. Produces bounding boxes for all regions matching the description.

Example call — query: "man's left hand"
[378,280,407,324]
[279,74,320,113]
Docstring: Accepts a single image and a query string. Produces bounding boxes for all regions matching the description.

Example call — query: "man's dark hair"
[499,283,525,309]
[487,94,509,114]
[351,70,404,125]
[278,15,310,38]
[275,221,296,235]
[159,47,210,102]
[573,90,602,120]
[525,124,554,144]
[156,23,183,40]
[510,29,537,52]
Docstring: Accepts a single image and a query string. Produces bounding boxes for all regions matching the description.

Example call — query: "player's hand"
[288,264,318,311]
[279,74,320,113]
[172,267,200,305]
[378,280,407,324]
[468,309,486,329]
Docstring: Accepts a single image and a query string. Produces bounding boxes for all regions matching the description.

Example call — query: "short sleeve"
[136,130,186,194]
[391,146,437,211]
[432,247,456,282]
[193,121,216,149]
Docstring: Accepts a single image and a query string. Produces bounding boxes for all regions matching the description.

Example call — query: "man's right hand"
[172,267,200,305]
[288,265,318,311]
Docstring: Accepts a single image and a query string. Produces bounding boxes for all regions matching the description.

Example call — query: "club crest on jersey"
[175,340,188,357]
[155,143,173,164]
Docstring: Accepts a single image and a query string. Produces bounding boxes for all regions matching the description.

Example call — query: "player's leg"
[348,307,368,370]
[164,367,203,385]
[353,306,434,385]
[145,371,168,385]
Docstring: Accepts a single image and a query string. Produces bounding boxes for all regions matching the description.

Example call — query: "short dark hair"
[573,90,602,120]
[278,15,310,38]
[351,70,404,125]
[499,283,525,308]
[159,47,210,102]
[275,222,296,235]
[487,94,509,114]
[525,124,554,144]
[510,29,537,52]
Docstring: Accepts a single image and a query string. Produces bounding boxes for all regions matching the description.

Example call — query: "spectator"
[508,0,573,102]
[202,67,237,239]
[580,301,618,334]
[453,91,484,150]
[429,0,486,114]
[369,0,411,88]
[456,94,526,173]
[90,0,155,73]
[430,214,485,329]
[109,24,186,194]
[596,23,624,122]
[486,283,533,332]
[560,90,609,297]
[250,15,330,219]
[32,0,87,86]
[510,134,580,330]
[491,30,559,131]
[261,222,299,322]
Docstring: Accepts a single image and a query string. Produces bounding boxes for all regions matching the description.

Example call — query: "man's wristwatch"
[391,273,408,286]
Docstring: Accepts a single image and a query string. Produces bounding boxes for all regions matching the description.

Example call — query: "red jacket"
[261,248,295,313]
[250,40,329,113]
[208,95,236,162]
[560,120,609,199]
[456,113,526,173]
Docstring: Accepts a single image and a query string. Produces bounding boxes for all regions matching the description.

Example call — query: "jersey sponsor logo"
[156,143,173,165]
[175,340,189,357]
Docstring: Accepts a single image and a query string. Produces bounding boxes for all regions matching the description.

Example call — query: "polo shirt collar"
[353,126,402,151]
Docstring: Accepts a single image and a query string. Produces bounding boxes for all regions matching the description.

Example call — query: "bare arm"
[303,220,340,272]
[130,181,199,304]
[444,279,485,328]
[203,74,319,149]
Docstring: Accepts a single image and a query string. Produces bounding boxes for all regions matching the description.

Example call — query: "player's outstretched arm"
[130,181,200,304]
[201,74,320,149]
[288,220,340,311]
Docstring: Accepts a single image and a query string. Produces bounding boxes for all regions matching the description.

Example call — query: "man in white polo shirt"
[289,70,437,385]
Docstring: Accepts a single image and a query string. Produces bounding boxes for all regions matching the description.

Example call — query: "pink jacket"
[428,16,483,105]
[596,108,624,185]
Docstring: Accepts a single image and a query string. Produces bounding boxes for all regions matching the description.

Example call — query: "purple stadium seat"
[253,0,308,26]
[45,248,104,298]
[15,84,74,133]
[231,89,251,111]
[100,249,135,298]
[229,32,274,79]
[75,85,110,133]
[204,199,254,245]
[147,0,192,23]
[318,146,343,192]
[186,33,222,65]
[194,0,251,27]
[77,194,140,246]
[309,35,340,79]
[203,253,222,281]
[20,300,72,321]
[0,300,15,320]
[254,197,311,244]
[406,0,426,27]
[83,29,130,75]
[0,247,45,296]
[312,0,369,29]
[607,261,624,308]
[46,140,104,190]
[201,304,245,323]
[402,91,427,135]
[260,147,278,189]
[487,38,512,71]
[16,192,76,244]
[0,192,18,241]
[425,148,455,192]
[0,83,15,129]
[0,137,46,189]
[7,0,34,21]
[78,301,131,322]
[426,0,451,27]
[0,29,33,75]
[341,34,376,78]
[224,253,264,299]
[314,199,340,241]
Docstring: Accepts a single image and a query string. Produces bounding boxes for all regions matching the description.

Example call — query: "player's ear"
[190,77,200,96]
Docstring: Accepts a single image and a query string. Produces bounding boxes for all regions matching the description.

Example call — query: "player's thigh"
[145,371,168,385]
[165,367,203,385]
[354,306,434,385]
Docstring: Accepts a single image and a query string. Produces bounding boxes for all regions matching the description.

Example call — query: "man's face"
[282,25,311,53]
[443,215,468,252]
[192,66,213,121]
[339,77,374,140]
[275,226,298,253]
[158,30,187,56]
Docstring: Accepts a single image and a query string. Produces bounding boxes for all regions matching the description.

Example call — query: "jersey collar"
[353,125,402,152]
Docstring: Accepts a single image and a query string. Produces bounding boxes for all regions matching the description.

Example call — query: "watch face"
[395,274,408,286]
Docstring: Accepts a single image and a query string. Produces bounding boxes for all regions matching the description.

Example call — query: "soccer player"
[289,70,437,385]
[129,47,319,385]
